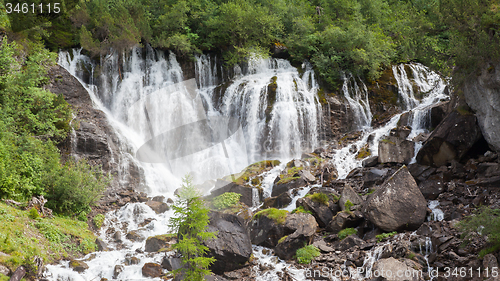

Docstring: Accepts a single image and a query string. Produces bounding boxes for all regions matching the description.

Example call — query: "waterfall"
[341,73,372,129]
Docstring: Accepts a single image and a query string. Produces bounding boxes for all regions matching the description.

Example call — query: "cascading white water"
[332,63,448,179]
[341,73,373,129]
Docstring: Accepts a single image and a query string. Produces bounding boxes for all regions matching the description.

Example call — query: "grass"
[212,192,241,210]
[306,193,329,206]
[295,244,321,264]
[253,208,288,225]
[376,231,397,242]
[338,228,357,240]
[291,206,313,215]
[0,202,97,271]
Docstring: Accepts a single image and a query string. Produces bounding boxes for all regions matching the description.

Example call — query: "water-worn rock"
[263,192,292,209]
[417,110,482,167]
[69,259,89,273]
[142,263,163,278]
[372,257,422,281]
[95,238,109,251]
[362,156,379,167]
[272,177,307,197]
[113,265,124,279]
[464,64,500,152]
[145,234,175,252]
[363,166,427,231]
[126,230,145,242]
[205,212,253,274]
[146,200,169,214]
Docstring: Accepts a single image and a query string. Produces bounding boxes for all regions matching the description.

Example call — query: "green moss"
[381,138,395,145]
[376,231,397,242]
[277,176,301,185]
[407,252,416,260]
[225,160,280,187]
[93,214,105,229]
[254,208,288,225]
[278,235,288,244]
[212,192,241,210]
[308,193,329,206]
[338,228,357,240]
[356,146,371,159]
[291,206,313,215]
[344,200,354,210]
[279,166,303,180]
[330,194,340,202]
[456,105,474,116]
[28,208,39,220]
[295,244,320,264]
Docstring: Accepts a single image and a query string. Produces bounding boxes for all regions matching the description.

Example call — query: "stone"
[69,259,89,273]
[126,230,145,242]
[333,235,365,251]
[326,211,363,233]
[262,192,292,209]
[0,264,9,276]
[95,238,109,251]
[208,180,262,207]
[296,196,335,227]
[271,177,307,197]
[125,256,140,265]
[283,213,318,237]
[161,257,185,271]
[146,200,170,214]
[9,266,26,281]
[483,254,499,270]
[464,64,500,152]
[417,110,482,166]
[372,257,421,281]
[274,232,311,260]
[313,240,334,252]
[113,231,122,242]
[362,156,379,167]
[145,234,175,252]
[250,212,285,248]
[113,265,124,279]
[378,135,415,164]
[339,184,363,211]
[205,211,253,274]
[418,174,446,200]
[152,195,165,202]
[142,263,163,278]
[299,170,316,182]
[363,166,427,232]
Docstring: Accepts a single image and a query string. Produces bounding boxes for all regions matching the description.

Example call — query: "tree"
[169,175,216,280]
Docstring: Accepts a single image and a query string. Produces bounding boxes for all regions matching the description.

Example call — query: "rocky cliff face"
[45,65,145,209]
[463,63,500,152]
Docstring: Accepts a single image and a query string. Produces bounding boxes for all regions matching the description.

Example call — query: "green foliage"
[338,228,357,240]
[212,192,241,210]
[295,244,320,264]
[254,208,288,225]
[291,206,313,215]
[458,207,500,258]
[28,208,39,220]
[93,214,105,229]
[376,231,397,242]
[169,175,216,281]
[44,159,110,216]
[344,200,354,210]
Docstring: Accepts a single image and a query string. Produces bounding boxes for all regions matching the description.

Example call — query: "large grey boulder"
[205,212,253,274]
[363,166,427,232]
[416,110,482,167]
[274,213,318,260]
[296,195,336,228]
[378,135,415,165]
[249,212,285,248]
[464,65,500,152]
[339,184,363,211]
[372,257,422,281]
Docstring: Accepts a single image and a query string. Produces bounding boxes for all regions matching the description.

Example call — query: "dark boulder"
[274,213,318,260]
[363,166,427,232]
[332,235,365,251]
[378,135,415,165]
[205,212,253,274]
[69,260,89,273]
[271,177,307,197]
[326,211,364,233]
[263,192,292,209]
[208,180,261,207]
[296,195,337,227]
[146,200,170,214]
[145,234,175,252]
[417,110,482,167]
[161,257,185,271]
[249,212,285,248]
[339,184,363,211]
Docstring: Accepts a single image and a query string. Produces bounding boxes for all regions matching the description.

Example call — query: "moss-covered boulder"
[144,234,176,252]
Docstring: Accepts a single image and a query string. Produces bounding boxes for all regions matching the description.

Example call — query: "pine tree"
[168,175,216,280]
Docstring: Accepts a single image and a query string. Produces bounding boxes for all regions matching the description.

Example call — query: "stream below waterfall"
[45,47,448,281]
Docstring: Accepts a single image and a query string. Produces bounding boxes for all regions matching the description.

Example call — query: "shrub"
[253,208,288,225]
[45,159,111,217]
[169,175,216,281]
[28,208,39,220]
[338,228,357,240]
[458,207,500,258]
[93,214,105,229]
[212,192,241,210]
[295,244,320,264]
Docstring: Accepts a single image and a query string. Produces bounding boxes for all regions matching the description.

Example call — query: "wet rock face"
[141,263,163,278]
[250,214,285,248]
[363,166,427,232]
[464,64,500,152]
[205,211,253,274]
[46,65,145,207]
[378,129,415,165]
[416,110,482,167]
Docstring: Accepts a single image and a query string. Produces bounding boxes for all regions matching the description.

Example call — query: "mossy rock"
[145,234,176,252]
[253,208,288,225]
[224,160,280,187]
